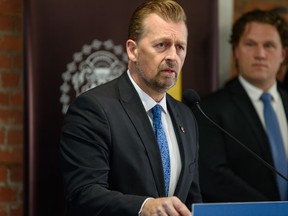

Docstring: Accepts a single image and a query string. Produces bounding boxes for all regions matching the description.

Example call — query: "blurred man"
[196,9,288,202]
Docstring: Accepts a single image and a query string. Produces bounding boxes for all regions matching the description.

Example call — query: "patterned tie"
[260,92,288,200]
[151,104,170,196]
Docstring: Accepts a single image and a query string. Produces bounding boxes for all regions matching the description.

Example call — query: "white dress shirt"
[127,70,182,196]
[239,75,288,159]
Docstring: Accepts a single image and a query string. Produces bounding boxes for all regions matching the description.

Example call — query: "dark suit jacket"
[60,72,202,216]
[195,77,288,202]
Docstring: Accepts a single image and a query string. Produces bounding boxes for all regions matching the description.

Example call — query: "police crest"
[60,39,128,114]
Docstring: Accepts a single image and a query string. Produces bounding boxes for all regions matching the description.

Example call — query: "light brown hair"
[230,9,288,51]
[128,0,187,41]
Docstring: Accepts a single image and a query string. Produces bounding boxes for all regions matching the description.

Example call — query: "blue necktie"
[151,104,170,196]
[260,92,288,200]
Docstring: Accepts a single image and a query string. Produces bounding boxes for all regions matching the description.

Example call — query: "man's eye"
[156,43,165,48]
[264,43,274,48]
[245,42,254,47]
[177,45,185,51]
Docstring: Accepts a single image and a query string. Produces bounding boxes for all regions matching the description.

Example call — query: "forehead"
[142,13,188,42]
[241,22,281,43]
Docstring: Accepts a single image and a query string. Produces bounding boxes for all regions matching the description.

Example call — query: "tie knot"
[152,104,162,118]
[260,92,273,103]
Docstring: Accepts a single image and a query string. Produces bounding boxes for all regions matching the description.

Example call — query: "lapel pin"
[179,125,185,133]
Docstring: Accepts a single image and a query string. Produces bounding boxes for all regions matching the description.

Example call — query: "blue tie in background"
[152,104,170,196]
[260,92,288,200]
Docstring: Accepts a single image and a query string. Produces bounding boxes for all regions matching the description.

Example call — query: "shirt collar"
[238,75,279,102]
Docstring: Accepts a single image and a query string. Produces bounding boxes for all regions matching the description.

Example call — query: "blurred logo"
[59,39,128,114]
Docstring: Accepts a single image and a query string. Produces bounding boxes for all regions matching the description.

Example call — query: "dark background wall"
[0,0,287,216]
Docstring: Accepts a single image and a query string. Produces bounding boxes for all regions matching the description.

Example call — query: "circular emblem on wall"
[59,39,128,114]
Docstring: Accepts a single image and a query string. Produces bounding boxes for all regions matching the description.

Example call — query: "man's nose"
[166,46,177,60]
[254,46,266,58]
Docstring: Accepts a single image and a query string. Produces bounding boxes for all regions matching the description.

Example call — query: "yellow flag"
[168,73,182,101]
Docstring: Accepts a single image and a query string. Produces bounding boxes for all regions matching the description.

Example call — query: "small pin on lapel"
[179,125,185,133]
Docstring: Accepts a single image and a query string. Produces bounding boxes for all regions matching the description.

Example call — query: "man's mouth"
[252,63,267,68]
[160,68,176,73]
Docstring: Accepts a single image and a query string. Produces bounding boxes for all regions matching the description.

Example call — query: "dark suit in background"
[196,78,288,202]
[194,9,288,203]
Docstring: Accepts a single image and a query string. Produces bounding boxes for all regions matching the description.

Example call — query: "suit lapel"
[279,88,288,118]
[229,79,274,164]
[166,96,188,198]
[117,73,166,196]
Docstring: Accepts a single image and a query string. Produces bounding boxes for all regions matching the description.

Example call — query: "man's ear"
[281,47,288,63]
[126,39,138,62]
[233,46,239,60]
